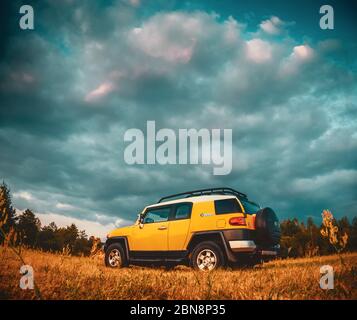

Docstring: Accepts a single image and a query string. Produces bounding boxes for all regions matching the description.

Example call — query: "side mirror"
[138,213,144,229]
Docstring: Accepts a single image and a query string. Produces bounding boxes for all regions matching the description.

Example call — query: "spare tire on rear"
[255,207,281,246]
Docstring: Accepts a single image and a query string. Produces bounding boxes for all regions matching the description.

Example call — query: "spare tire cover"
[255,207,281,246]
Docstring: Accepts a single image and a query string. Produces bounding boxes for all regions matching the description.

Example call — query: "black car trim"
[222,229,255,241]
[187,230,239,263]
[158,187,248,203]
[105,236,130,260]
[130,250,188,261]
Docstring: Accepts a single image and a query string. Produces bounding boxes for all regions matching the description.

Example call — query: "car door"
[168,202,192,251]
[130,206,170,251]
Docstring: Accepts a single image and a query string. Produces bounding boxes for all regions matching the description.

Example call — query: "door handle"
[158,226,167,230]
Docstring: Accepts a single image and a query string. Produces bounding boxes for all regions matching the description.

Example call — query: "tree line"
[1,181,357,258]
[0,182,101,256]
[280,216,357,257]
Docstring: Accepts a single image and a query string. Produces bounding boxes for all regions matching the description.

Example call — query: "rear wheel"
[190,241,225,271]
[105,243,128,268]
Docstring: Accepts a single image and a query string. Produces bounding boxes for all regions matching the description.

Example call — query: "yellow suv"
[104,188,281,271]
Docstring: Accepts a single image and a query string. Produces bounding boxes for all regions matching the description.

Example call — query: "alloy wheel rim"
[108,249,122,267]
[197,249,217,270]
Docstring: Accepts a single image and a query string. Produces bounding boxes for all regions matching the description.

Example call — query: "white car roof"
[145,194,237,209]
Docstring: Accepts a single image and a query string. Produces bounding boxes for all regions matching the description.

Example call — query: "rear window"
[240,199,260,213]
[214,199,243,215]
[174,203,192,220]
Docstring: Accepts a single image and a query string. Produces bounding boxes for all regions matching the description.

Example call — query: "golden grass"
[0,247,356,300]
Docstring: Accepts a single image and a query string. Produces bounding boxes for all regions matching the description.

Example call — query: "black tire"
[105,243,128,268]
[255,207,281,246]
[190,241,225,271]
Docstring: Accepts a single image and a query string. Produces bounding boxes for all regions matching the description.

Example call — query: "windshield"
[240,199,260,214]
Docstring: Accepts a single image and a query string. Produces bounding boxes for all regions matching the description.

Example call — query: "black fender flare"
[186,231,237,263]
[104,236,130,261]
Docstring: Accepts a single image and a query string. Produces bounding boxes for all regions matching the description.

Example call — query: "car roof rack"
[158,187,247,203]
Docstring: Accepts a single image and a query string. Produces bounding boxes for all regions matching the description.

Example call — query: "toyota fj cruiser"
[104,188,281,271]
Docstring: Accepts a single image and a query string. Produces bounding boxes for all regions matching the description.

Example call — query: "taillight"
[229,217,246,226]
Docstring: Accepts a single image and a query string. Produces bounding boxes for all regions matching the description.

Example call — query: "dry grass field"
[0,247,356,300]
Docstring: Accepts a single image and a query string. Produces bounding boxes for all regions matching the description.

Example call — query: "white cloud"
[310,127,357,152]
[291,169,357,193]
[85,81,115,102]
[128,12,225,64]
[13,191,33,201]
[55,202,75,210]
[245,39,272,63]
[279,44,315,75]
[292,45,314,61]
[129,15,195,63]
[223,16,240,44]
[260,16,283,35]
[115,218,128,227]
[259,16,294,35]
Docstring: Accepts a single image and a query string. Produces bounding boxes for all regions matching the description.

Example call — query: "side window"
[173,203,192,220]
[240,199,260,213]
[143,206,170,224]
[214,199,242,215]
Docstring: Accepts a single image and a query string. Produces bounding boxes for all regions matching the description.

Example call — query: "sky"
[0,0,356,238]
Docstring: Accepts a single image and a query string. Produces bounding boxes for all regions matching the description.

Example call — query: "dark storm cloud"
[0,0,356,236]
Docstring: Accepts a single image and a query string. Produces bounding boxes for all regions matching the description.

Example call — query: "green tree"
[56,223,79,253]
[305,217,320,256]
[73,230,91,256]
[280,219,302,257]
[17,209,41,247]
[0,182,17,242]
[37,222,61,251]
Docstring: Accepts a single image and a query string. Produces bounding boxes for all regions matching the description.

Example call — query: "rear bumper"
[228,239,279,256]
[223,229,279,262]
[229,240,256,252]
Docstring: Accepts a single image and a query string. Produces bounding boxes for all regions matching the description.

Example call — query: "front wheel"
[105,243,128,268]
[190,241,225,271]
